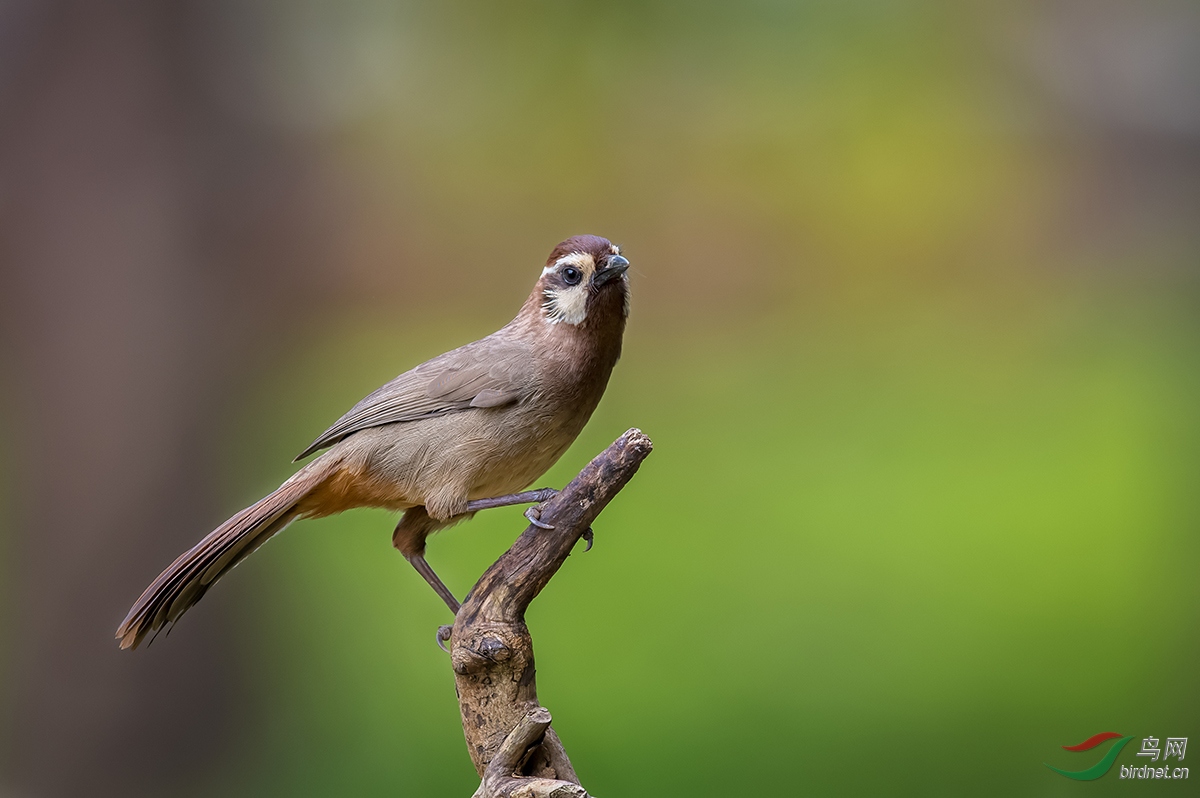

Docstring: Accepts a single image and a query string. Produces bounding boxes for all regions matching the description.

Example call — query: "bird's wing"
[294,334,535,460]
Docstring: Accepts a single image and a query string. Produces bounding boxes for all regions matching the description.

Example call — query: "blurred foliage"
[148,0,1200,794]
[6,1,1200,795]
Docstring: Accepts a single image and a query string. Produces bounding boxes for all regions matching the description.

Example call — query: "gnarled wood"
[450,428,653,794]
[471,708,589,798]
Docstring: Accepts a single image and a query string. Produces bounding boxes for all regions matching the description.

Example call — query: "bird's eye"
[562,267,582,285]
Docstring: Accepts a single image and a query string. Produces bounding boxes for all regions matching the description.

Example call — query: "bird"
[116,235,630,650]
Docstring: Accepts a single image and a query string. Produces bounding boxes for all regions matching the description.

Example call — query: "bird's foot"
[528,487,559,504]
[437,625,453,653]
[524,504,555,530]
[580,527,594,552]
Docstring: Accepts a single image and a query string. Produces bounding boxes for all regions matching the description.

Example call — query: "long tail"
[116,460,331,650]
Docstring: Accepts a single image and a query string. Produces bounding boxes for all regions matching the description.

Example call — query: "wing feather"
[294,333,535,460]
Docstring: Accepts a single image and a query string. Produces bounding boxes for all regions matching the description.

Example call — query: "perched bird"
[117,235,630,649]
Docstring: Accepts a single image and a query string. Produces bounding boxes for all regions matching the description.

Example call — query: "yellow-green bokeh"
[5,2,1199,795]
[176,2,1200,793]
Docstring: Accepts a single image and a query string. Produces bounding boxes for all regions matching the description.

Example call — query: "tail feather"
[116,462,329,650]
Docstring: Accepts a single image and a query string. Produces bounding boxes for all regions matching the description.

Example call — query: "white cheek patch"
[542,286,589,325]
[540,251,594,325]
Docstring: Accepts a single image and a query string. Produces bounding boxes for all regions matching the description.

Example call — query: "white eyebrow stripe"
[542,252,592,275]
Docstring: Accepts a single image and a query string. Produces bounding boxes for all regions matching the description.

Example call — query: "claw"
[524,505,555,530]
[437,625,453,653]
[581,527,594,552]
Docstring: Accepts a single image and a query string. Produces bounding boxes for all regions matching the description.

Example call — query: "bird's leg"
[464,487,559,529]
[394,508,462,615]
[406,553,461,615]
[463,487,558,513]
[392,489,566,633]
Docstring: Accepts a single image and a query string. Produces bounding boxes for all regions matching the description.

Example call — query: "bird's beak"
[593,255,630,286]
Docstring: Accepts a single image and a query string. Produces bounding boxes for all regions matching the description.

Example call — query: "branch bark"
[450,428,653,797]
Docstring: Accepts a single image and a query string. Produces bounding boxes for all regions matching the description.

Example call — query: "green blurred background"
[2,2,1198,796]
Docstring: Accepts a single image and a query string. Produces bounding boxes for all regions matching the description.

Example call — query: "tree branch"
[450,428,653,795]
[472,708,589,798]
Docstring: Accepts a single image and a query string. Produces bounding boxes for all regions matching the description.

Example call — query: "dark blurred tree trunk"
[0,3,339,795]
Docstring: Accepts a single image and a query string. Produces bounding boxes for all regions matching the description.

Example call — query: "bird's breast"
[463,392,595,499]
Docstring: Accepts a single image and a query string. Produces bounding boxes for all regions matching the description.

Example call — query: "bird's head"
[535,235,630,327]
